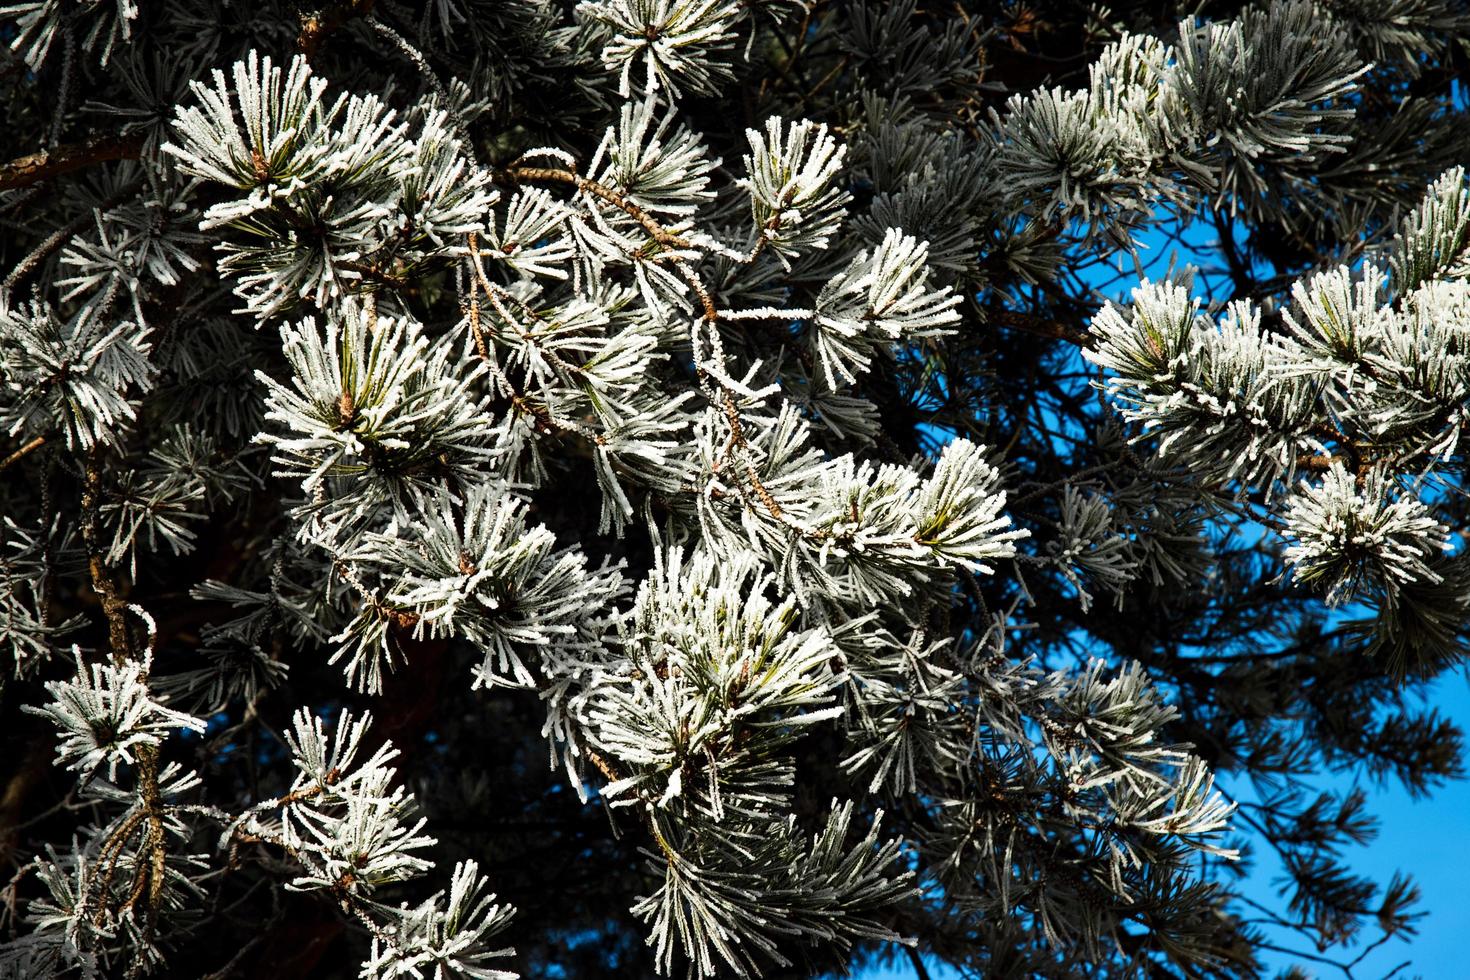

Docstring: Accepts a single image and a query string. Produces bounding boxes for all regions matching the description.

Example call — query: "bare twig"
[81,451,135,664]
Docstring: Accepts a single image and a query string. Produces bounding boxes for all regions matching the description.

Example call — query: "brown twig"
[505,165,694,251]
[0,132,144,192]
[0,435,46,474]
[337,259,416,294]
[81,451,135,665]
[504,165,841,543]
[986,307,1090,347]
[583,746,623,785]
[5,181,143,290]
[0,738,54,868]
[464,233,492,361]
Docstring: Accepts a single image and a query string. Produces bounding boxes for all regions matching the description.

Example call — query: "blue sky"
[1235,670,1470,979]
[857,215,1470,979]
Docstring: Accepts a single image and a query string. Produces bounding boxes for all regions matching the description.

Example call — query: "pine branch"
[2,7,1463,975]
[74,451,176,970]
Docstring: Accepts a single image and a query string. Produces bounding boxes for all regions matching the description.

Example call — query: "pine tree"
[1,1,1467,977]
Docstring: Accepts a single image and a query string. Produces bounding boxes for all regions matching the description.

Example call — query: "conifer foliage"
[1,1,1468,977]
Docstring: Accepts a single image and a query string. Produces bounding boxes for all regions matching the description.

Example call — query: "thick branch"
[904,945,934,980]
[298,0,376,59]
[0,132,144,192]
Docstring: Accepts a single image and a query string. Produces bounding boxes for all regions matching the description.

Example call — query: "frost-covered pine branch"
[3,1,1467,977]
